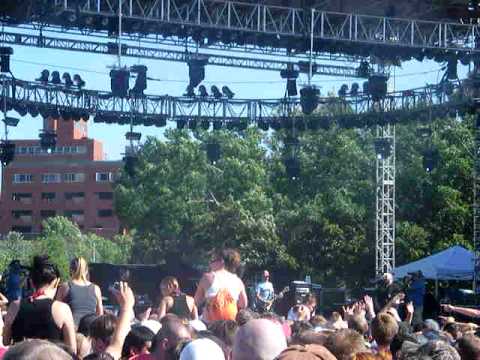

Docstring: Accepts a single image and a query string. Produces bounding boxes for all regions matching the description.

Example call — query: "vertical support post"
[375,122,396,276]
[474,112,480,294]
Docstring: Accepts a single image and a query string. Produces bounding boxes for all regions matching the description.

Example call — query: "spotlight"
[350,83,360,97]
[36,69,50,83]
[130,65,147,96]
[110,69,129,97]
[39,130,57,152]
[0,141,15,166]
[0,47,13,73]
[27,104,39,117]
[2,116,19,127]
[187,57,208,88]
[222,86,235,99]
[123,154,138,177]
[73,74,86,89]
[13,102,28,117]
[206,142,221,164]
[125,132,142,141]
[62,73,73,87]
[374,138,393,160]
[199,85,209,97]
[50,71,61,84]
[284,157,300,180]
[338,84,348,97]
[280,65,299,97]
[211,86,222,99]
[423,148,440,172]
[300,86,319,115]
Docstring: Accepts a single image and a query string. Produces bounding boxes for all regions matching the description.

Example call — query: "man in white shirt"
[255,270,274,312]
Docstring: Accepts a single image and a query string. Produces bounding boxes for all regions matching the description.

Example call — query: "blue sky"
[2,34,469,160]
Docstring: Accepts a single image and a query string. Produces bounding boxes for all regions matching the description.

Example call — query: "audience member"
[179,338,225,360]
[122,325,155,359]
[158,277,198,321]
[3,339,73,360]
[371,313,398,355]
[324,329,367,360]
[457,334,480,360]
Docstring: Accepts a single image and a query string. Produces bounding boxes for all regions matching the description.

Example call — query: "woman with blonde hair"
[56,257,103,328]
[157,276,198,320]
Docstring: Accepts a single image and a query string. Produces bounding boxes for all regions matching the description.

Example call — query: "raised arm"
[3,300,20,345]
[52,301,77,354]
[237,282,248,310]
[94,285,104,316]
[442,304,480,318]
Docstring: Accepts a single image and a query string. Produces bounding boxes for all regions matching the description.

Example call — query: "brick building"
[0,118,122,238]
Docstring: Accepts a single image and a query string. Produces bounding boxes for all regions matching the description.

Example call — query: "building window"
[12,210,33,218]
[42,173,61,184]
[63,173,85,183]
[97,192,114,200]
[12,193,32,201]
[11,226,32,233]
[65,192,85,200]
[98,209,113,217]
[96,172,113,182]
[13,174,33,184]
[40,210,56,218]
[41,192,56,201]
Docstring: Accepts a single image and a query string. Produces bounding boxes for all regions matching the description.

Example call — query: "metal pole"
[118,0,123,67]
[308,8,314,85]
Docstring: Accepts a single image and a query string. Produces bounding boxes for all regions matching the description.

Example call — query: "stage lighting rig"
[0,47,13,73]
[36,69,49,83]
[0,141,15,166]
[222,86,234,99]
[374,138,393,160]
[130,65,147,96]
[110,69,130,97]
[300,86,319,115]
[206,142,221,164]
[62,73,73,87]
[280,65,299,97]
[211,86,222,99]
[39,130,57,152]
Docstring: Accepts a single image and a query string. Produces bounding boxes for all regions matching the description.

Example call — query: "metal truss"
[0,76,469,125]
[375,123,395,276]
[475,113,480,294]
[50,0,480,53]
[0,29,364,78]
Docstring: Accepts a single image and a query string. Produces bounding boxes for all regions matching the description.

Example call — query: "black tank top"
[11,298,63,343]
[169,294,191,319]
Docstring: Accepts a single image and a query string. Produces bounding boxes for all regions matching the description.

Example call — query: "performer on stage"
[255,270,274,313]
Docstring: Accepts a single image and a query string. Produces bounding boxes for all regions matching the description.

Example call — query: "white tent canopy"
[393,245,474,281]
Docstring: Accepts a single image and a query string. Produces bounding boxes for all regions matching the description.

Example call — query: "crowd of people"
[0,247,478,360]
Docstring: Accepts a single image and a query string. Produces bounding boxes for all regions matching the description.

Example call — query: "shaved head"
[233,319,287,360]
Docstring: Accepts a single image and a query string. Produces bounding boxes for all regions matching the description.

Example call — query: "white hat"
[189,319,207,332]
[140,319,162,334]
[180,338,225,360]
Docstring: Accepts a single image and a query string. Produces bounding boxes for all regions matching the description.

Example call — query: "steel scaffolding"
[375,123,395,276]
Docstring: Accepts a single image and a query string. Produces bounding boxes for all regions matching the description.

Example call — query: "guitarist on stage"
[255,270,275,313]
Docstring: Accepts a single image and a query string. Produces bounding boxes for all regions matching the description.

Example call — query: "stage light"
[0,141,15,166]
[338,84,348,97]
[51,71,61,84]
[125,132,142,141]
[222,86,235,99]
[423,148,440,172]
[206,142,221,164]
[73,74,86,89]
[300,86,319,115]
[280,65,299,97]
[153,115,167,127]
[185,85,195,97]
[211,86,222,99]
[36,69,50,83]
[123,154,138,177]
[62,73,73,87]
[27,104,39,117]
[2,116,19,127]
[13,102,28,117]
[368,75,388,101]
[130,65,147,96]
[374,138,393,160]
[350,83,359,96]
[187,57,208,88]
[201,119,210,130]
[0,46,13,73]
[199,85,209,97]
[188,118,198,130]
[110,69,129,97]
[284,157,300,180]
[39,130,57,152]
